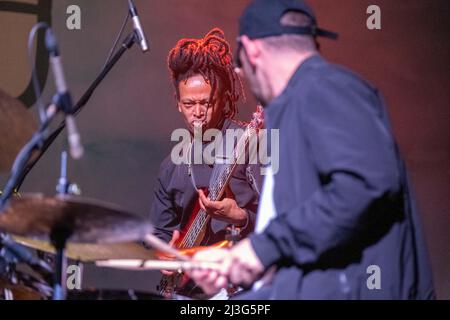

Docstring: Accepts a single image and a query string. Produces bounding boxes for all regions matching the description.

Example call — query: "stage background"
[1,0,449,299]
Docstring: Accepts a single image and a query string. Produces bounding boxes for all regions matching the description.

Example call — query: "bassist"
[148,28,262,298]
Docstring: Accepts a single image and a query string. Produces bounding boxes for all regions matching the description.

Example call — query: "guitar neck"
[181,125,255,248]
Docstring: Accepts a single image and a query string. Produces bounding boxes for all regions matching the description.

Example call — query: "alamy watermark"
[64,5,381,33]
[66,5,81,30]
[66,264,82,290]
[170,127,279,175]
[366,264,381,290]
[367,5,381,30]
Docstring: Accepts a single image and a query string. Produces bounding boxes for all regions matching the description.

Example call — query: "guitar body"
[176,188,210,249]
[157,190,231,297]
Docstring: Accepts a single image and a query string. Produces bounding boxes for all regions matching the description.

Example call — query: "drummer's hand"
[190,239,264,294]
[189,248,231,296]
[226,238,264,287]
[198,188,247,226]
[161,230,180,276]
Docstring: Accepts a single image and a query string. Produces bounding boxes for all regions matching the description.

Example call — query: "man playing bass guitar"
[149,28,262,299]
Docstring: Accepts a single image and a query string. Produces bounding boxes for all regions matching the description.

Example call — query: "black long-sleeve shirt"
[246,55,434,300]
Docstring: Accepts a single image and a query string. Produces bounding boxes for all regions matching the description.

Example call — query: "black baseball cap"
[236,0,338,66]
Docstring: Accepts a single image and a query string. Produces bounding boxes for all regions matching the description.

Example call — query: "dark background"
[1,0,449,299]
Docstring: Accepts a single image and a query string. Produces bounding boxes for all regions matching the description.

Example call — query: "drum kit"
[0,89,216,300]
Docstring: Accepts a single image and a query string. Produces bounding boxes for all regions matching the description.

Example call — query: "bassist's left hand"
[198,187,248,226]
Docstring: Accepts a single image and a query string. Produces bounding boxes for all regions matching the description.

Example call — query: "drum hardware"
[0,233,53,275]
[0,275,45,300]
[1,153,156,299]
[0,193,154,300]
[0,244,50,300]
[56,151,81,197]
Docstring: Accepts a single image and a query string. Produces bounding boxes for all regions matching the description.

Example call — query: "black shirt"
[245,54,434,299]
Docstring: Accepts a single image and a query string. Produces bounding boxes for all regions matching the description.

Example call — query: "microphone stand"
[2,31,139,200]
[0,31,140,300]
[0,107,57,210]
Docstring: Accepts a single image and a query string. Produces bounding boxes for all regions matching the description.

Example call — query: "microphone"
[128,0,149,52]
[45,28,84,159]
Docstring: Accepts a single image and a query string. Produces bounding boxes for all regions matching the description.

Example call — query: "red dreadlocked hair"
[167,28,243,119]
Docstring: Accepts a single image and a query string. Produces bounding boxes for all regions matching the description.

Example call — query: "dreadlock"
[167,28,243,119]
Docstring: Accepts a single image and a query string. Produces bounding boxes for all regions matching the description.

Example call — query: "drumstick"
[144,233,190,261]
[96,259,222,272]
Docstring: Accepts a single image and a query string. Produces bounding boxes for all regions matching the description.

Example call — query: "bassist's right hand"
[161,230,180,276]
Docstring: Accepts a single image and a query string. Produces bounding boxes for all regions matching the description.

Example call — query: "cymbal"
[0,194,153,244]
[12,236,156,262]
[0,88,37,173]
